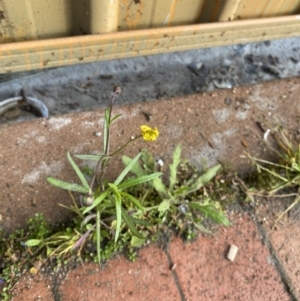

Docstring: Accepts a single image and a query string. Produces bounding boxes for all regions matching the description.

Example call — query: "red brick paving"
[59,245,180,301]
[12,274,54,301]
[168,212,291,301]
[11,212,296,301]
[266,219,300,300]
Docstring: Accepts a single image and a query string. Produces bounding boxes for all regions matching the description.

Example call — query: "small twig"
[68,190,79,209]
[232,177,256,203]
[252,192,298,198]
[100,220,114,237]
[273,192,300,227]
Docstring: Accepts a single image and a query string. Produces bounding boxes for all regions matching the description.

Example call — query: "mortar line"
[51,276,63,301]
[254,219,298,301]
[164,247,187,301]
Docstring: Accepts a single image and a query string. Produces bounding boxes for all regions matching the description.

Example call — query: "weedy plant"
[25,86,162,264]
[1,87,232,300]
[24,86,230,264]
[123,145,230,237]
[246,125,300,225]
[0,213,52,301]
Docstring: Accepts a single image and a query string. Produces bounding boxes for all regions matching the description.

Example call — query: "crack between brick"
[51,276,63,301]
[254,219,299,301]
[159,231,187,301]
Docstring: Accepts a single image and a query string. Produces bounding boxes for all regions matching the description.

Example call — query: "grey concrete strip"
[0,37,300,124]
[1,77,300,232]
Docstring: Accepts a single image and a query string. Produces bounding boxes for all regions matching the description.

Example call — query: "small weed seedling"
[247,125,300,225]
[123,144,230,236]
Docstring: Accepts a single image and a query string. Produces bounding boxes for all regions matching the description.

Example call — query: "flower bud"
[113,86,121,94]
[81,195,94,206]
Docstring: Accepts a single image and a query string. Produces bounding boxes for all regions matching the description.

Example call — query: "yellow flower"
[29,267,38,275]
[140,125,159,141]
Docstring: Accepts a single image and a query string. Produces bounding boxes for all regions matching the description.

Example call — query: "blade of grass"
[249,156,295,173]
[169,144,181,190]
[47,177,89,194]
[108,185,122,243]
[274,193,300,226]
[114,152,142,185]
[129,217,152,226]
[118,172,162,190]
[67,152,89,189]
[114,198,122,243]
[24,239,42,247]
[186,164,221,194]
[189,201,230,226]
[119,192,144,211]
[82,190,109,214]
[121,208,144,239]
[75,154,102,161]
[122,155,145,176]
[253,163,289,183]
[110,114,122,124]
[96,210,101,265]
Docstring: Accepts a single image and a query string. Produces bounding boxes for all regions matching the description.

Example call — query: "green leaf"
[115,153,142,185]
[158,199,171,213]
[187,164,222,194]
[140,150,156,173]
[174,185,189,196]
[24,239,42,247]
[47,177,89,194]
[67,152,89,189]
[189,202,231,226]
[96,211,101,265]
[46,246,53,256]
[151,177,167,199]
[75,154,102,161]
[82,190,109,214]
[108,183,119,191]
[192,221,212,234]
[118,172,162,190]
[130,236,145,247]
[119,192,144,211]
[81,214,96,228]
[129,217,152,226]
[110,187,122,243]
[121,208,144,239]
[110,113,122,124]
[169,144,181,190]
[122,155,145,177]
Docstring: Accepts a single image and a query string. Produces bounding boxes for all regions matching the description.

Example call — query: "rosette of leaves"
[123,145,230,233]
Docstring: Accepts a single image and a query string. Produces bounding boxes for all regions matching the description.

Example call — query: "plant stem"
[89,87,121,192]
[110,135,142,157]
[104,86,122,156]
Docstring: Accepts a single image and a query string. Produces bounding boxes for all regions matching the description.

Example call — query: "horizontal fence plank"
[0,15,300,74]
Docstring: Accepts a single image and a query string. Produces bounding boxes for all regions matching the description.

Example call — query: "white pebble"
[157,159,164,167]
[263,129,270,141]
[227,244,239,261]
